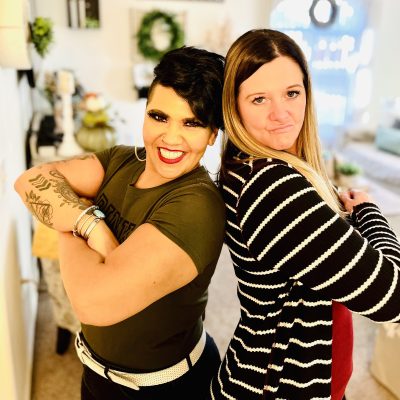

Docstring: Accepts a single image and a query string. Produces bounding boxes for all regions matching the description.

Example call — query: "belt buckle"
[108,369,140,391]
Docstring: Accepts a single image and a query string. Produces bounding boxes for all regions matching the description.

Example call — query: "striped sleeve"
[236,161,400,323]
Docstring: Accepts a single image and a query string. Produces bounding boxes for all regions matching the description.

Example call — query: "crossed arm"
[14,154,198,326]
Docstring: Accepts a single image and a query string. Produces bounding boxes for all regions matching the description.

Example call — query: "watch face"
[93,209,105,219]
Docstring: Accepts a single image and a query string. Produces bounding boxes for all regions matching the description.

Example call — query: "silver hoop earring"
[134,146,146,162]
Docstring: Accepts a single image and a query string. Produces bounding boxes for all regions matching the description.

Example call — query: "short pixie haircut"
[147,46,224,132]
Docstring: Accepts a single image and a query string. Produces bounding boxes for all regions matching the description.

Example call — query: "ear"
[207,129,219,146]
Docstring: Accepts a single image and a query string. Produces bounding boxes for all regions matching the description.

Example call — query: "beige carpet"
[32,223,400,399]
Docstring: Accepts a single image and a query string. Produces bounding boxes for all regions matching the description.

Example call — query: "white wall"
[0,68,38,400]
[35,0,272,102]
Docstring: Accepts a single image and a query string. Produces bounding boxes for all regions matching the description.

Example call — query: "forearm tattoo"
[49,170,87,209]
[26,191,54,227]
[25,166,89,226]
[28,174,51,191]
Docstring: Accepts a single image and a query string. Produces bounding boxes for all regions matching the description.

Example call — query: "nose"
[269,99,289,122]
[162,122,183,146]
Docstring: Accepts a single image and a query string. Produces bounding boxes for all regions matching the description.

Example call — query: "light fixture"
[0,0,31,69]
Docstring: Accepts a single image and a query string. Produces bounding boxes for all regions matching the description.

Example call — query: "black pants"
[81,333,220,400]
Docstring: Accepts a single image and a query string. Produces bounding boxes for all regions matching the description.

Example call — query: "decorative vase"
[75,126,117,152]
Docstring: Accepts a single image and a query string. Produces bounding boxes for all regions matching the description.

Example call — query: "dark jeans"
[81,333,220,400]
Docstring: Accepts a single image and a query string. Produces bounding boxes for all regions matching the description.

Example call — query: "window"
[270,0,373,147]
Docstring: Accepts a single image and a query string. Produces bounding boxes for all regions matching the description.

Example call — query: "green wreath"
[136,10,184,61]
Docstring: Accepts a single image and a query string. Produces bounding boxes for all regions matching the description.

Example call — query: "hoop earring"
[134,146,146,162]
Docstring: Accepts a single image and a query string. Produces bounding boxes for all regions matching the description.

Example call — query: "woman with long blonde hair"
[211,29,400,400]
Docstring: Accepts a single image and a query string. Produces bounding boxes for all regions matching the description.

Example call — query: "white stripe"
[280,377,331,388]
[215,361,236,400]
[358,210,383,222]
[369,240,400,252]
[248,187,315,245]
[237,286,277,306]
[241,172,300,226]
[387,254,400,263]
[335,250,383,302]
[362,223,391,235]
[227,220,241,232]
[284,299,331,307]
[312,238,368,290]
[233,335,272,353]
[228,247,254,262]
[241,305,264,319]
[368,231,399,242]
[240,267,280,275]
[238,277,287,289]
[294,223,352,280]
[230,346,267,373]
[359,218,390,230]
[273,342,288,350]
[285,357,332,368]
[289,338,331,348]
[258,202,328,262]
[241,164,281,196]
[376,246,400,253]
[303,300,332,307]
[238,322,276,335]
[279,318,332,328]
[277,396,330,400]
[222,185,238,198]
[225,203,236,214]
[268,363,283,371]
[227,170,246,183]
[264,385,279,393]
[359,264,398,316]
[226,231,247,249]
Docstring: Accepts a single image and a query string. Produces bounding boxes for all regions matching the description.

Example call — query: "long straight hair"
[221,29,343,215]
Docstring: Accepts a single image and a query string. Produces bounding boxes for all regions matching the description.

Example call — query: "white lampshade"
[0,0,31,69]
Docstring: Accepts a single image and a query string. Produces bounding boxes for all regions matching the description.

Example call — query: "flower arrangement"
[81,93,114,129]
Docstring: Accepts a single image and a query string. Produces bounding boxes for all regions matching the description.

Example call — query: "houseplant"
[31,17,54,58]
[336,161,362,188]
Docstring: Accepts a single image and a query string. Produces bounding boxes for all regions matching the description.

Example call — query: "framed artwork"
[67,0,100,29]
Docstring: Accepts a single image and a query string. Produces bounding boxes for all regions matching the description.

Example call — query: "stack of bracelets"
[72,205,106,240]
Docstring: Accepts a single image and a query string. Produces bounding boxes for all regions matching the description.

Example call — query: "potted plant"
[31,17,54,58]
[336,161,362,188]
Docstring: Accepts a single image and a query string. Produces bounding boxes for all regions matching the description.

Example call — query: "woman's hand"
[339,188,374,213]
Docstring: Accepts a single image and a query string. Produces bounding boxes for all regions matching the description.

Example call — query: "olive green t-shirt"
[81,145,225,371]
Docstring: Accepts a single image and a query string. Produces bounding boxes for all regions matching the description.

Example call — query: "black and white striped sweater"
[210,157,400,400]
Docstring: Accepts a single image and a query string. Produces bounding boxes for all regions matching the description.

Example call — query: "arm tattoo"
[25,191,54,227]
[29,174,51,191]
[36,154,96,169]
[58,154,96,163]
[49,169,87,209]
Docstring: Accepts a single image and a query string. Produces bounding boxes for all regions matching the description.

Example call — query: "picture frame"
[67,0,100,29]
